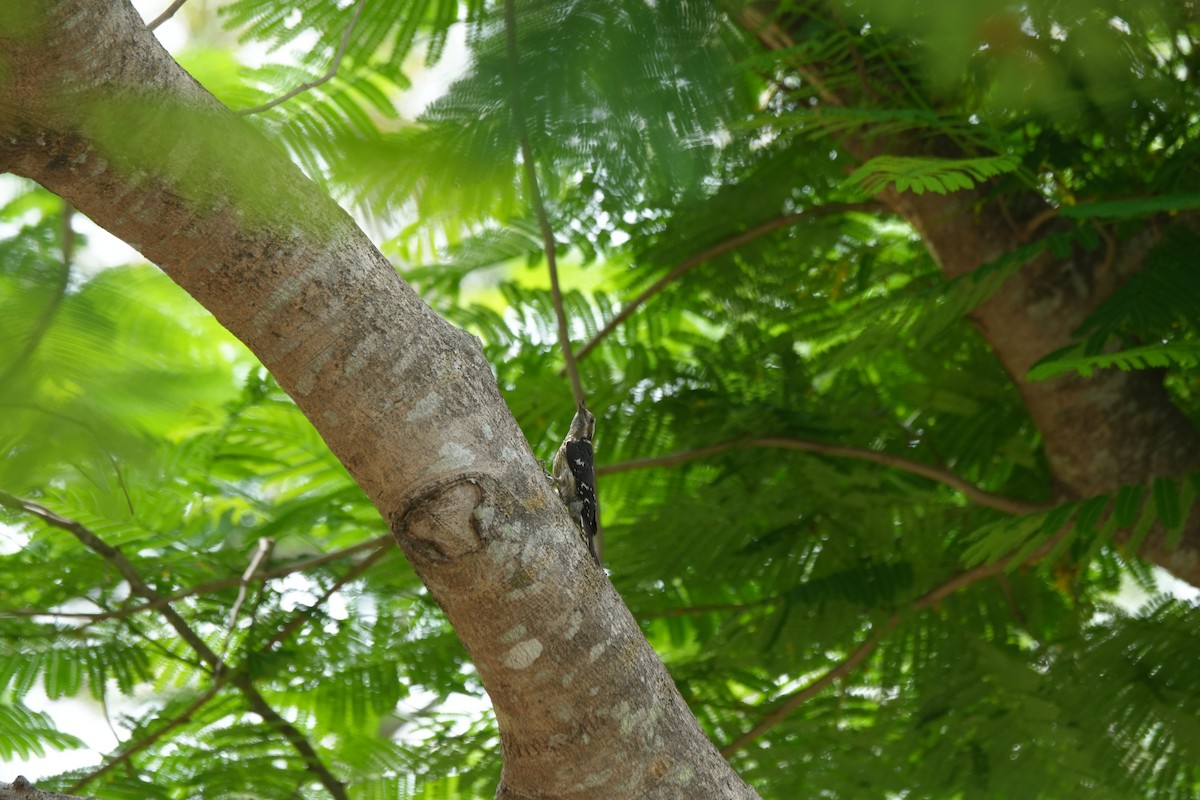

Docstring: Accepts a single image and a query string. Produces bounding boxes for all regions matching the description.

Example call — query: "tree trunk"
[0,2,759,797]
[737,3,1200,587]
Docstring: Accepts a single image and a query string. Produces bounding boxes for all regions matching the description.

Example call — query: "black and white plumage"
[553,401,600,565]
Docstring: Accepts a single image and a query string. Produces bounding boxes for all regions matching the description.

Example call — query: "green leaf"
[845,154,1020,197]
[1114,484,1143,527]
[1153,477,1182,531]
[1027,343,1200,382]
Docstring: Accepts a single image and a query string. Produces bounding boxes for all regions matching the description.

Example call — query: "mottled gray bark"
[0,2,759,796]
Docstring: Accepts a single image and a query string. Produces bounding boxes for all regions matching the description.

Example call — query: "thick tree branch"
[599,437,1049,516]
[1,777,95,800]
[734,3,1200,587]
[0,3,759,795]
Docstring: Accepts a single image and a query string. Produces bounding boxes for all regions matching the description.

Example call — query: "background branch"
[572,204,880,365]
[0,491,348,800]
[235,0,367,116]
[2,534,392,623]
[146,0,187,31]
[503,0,585,407]
[67,685,222,793]
[720,530,1068,755]
[261,542,390,651]
[599,437,1049,516]
[215,536,275,675]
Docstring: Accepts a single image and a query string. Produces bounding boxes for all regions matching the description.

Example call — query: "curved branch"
[67,685,222,793]
[598,437,1049,516]
[719,628,885,756]
[236,0,367,116]
[720,530,1067,755]
[734,4,844,108]
[261,542,390,651]
[2,534,393,624]
[572,203,880,365]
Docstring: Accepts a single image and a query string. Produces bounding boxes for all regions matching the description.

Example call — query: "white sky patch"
[4,687,110,779]
[1111,566,1200,611]
[0,521,31,555]
[397,25,471,119]
[72,214,145,274]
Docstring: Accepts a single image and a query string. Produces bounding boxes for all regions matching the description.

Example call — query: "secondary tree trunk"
[737,3,1200,587]
[0,2,759,797]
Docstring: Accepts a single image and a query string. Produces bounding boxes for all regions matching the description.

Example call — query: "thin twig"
[598,437,1049,516]
[830,3,875,101]
[735,5,844,108]
[105,451,135,516]
[147,0,189,31]
[637,601,772,619]
[68,685,222,792]
[720,530,1067,755]
[572,204,879,365]
[502,0,585,406]
[720,628,886,755]
[2,534,392,623]
[0,490,224,666]
[0,491,348,800]
[236,0,368,116]
[233,669,347,799]
[215,536,275,676]
[261,542,390,651]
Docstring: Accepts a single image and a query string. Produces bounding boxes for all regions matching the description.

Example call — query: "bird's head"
[568,400,596,442]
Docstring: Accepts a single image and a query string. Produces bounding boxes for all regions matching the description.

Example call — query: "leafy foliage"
[4,0,1200,798]
[846,154,1021,196]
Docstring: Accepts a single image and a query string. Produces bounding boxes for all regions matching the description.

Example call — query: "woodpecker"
[553,401,600,565]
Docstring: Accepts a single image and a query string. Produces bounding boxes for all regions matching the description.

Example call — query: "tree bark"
[0,2,758,797]
[737,3,1200,587]
[1,776,95,800]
